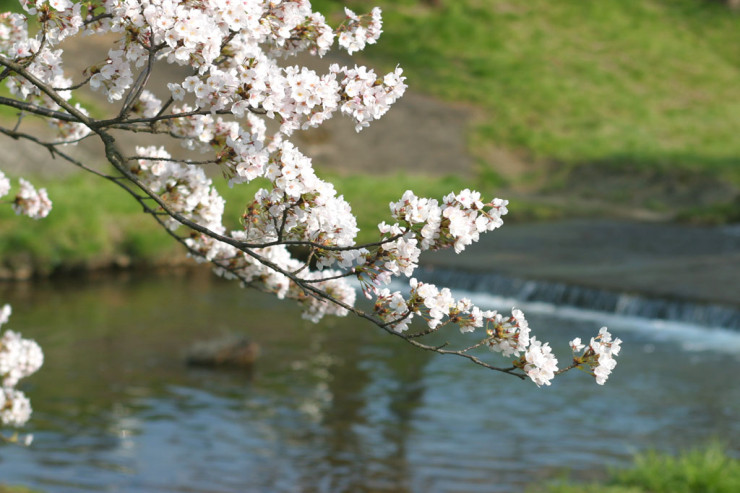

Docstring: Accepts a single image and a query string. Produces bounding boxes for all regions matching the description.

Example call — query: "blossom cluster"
[374,281,562,386]
[337,7,382,55]
[128,143,354,322]
[132,146,225,233]
[390,189,508,253]
[131,142,359,323]
[241,141,360,264]
[0,172,52,220]
[356,189,508,294]
[0,304,43,428]
[569,327,622,385]
[1,3,86,139]
[103,0,404,137]
[520,337,559,387]
[483,308,559,387]
[485,308,530,356]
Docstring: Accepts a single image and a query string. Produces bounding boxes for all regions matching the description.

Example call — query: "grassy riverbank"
[0,172,179,275]
[0,170,562,277]
[0,0,738,276]
[0,487,40,493]
[533,442,740,493]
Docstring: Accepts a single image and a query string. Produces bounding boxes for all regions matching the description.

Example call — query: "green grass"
[0,0,22,13]
[314,0,740,184]
[0,173,178,274]
[535,442,740,493]
[0,485,42,493]
[0,167,564,272]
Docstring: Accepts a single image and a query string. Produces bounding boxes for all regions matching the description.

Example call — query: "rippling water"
[0,273,738,492]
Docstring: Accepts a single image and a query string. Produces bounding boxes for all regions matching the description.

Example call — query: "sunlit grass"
[0,173,176,273]
[0,169,564,272]
[0,0,21,13]
[7,0,735,177]
[313,0,740,183]
[536,442,740,493]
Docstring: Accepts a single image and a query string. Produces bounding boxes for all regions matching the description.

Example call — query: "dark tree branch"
[0,96,80,122]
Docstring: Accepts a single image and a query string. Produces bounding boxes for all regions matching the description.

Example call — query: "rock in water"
[185,335,260,369]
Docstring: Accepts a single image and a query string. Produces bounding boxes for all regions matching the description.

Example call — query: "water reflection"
[0,273,738,492]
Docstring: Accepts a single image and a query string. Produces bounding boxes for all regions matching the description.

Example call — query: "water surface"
[0,273,738,492]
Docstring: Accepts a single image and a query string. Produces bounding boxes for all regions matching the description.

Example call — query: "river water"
[0,273,738,492]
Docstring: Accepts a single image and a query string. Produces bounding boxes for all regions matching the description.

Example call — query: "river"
[0,272,738,492]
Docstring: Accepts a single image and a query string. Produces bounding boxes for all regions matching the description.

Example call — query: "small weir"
[416,267,740,331]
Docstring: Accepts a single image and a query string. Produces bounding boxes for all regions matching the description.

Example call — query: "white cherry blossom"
[0,387,31,427]
[12,179,52,220]
[522,337,559,387]
[0,3,622,439]
[0,304,43,430]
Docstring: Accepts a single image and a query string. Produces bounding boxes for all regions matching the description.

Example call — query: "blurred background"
[0,1,738,492]
[1,0,739,269]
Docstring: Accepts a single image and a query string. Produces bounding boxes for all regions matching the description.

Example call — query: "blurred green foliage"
[536,442,740,493]
[1,0,738,271]
[0,0,21,12]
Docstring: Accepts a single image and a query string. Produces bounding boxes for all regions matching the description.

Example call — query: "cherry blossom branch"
[0,0,621,394]
[70,132,529,378]
[126,155,221,166]
[119,44,159,119]
[0,56,92,125]
[0,95,79,122]
[93,107,264,129]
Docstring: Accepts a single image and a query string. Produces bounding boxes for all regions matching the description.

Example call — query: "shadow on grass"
[538,153,740,222]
